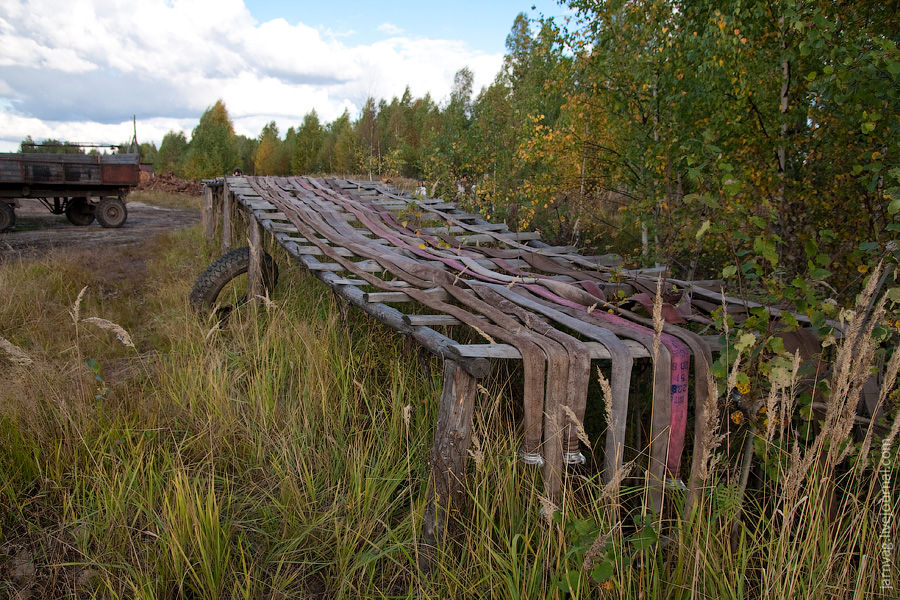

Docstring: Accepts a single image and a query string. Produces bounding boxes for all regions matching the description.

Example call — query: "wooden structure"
[201,176,730,569]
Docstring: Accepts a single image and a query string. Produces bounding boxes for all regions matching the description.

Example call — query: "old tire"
[0,202,14,232]
[189,246,279,313]
[96,197,127,228]
[65,197,95,226]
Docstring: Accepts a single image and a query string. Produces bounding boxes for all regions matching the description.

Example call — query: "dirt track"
[0,198,200,262]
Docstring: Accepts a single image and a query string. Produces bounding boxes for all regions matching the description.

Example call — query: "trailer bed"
[0,152,140,199]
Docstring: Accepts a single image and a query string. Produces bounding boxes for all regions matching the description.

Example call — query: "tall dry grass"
[0,219,896,598]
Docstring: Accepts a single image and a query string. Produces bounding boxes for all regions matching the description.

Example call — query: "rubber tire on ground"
[96,197,127,228]
[0,202,14,232]
[189,246,279,313]
[65,197,95,226]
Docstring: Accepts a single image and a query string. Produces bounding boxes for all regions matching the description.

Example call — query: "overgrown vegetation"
[5,0,899,596]
[0,200,897,596]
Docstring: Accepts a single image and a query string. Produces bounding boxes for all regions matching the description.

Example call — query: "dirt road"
[0,199,200,262]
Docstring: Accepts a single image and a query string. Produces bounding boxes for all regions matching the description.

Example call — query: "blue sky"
[244,0,569,54]
[0,0,575,151]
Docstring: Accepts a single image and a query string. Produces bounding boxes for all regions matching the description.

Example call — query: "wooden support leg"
[222,184,232,254]
[649,357,672,515]
[203,186,214,241]
[212,186,222,239]
[419,359,477,574]
[247,215,264,305]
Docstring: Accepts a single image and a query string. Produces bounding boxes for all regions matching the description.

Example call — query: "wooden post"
[203,185,215,241]
[248,213,264,306]
[419,359,478,574]
[222,182,232,254]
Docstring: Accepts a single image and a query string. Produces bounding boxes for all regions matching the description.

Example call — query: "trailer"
[0,152,141,232]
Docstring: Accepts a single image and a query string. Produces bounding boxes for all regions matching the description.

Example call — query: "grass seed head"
[562,404,592,450]
[81,317,136,349]
[0,337,33,366]
[70,285,88,325]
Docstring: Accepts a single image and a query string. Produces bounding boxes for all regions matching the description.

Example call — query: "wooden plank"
[454,233,497,244]
[445,212,480,220]
[620,266,668,276]
[535,245,581,254]
[287,245,354,257]
[272,232,309,244]
[403,314,486,326]
[269,222,300,233]
[450,340,651,360]
[364,287,450,303]
[404,314,464,326]
[468,223,508,232]
[401,212,441,221]
[580,254,623,266]
[498,232,542,242]
[331,278,410,288]
[305,259,384,273]
[255,211,290,221]
[245,200,275,210]
[421,226,466,234]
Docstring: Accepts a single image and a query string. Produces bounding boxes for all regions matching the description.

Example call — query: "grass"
[0,207,897,598]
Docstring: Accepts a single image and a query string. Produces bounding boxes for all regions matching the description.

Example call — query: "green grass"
[0,215,896,598]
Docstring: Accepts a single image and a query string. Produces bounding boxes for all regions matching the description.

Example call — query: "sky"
[0,0,572,152]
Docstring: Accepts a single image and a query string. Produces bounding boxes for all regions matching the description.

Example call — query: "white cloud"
[377,22,403,35]
[0,112,195,151]
[0,0,503,149]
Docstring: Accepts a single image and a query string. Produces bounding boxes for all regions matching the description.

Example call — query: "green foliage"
[154,131,188,174]
[552,0,900,280]
[182,100,240,179]
[291,110,324,174]
[253,121,291,175]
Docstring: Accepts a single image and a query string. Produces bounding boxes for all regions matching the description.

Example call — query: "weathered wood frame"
[201,176,721,573]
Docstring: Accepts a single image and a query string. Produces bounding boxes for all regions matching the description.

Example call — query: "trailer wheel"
[189,246,279,314]
[0,202,14,232]
[65,197,96,226]
[96,197,127,228]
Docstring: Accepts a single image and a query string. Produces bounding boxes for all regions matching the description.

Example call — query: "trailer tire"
[0,202,14,232]
[96,197,127,228]
[65,197,96,226]
[189,246,279,314]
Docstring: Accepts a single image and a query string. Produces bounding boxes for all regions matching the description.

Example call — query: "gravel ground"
[0,198,200,262]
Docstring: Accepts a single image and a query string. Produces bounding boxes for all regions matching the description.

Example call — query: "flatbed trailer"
[0,152,140,231]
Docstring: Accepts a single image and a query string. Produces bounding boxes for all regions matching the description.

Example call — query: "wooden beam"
[222,183,232,253]
[364,287,450,304]
[247,213,264,306]
[450,340,652,360]
[202,185,214,241]
[420,359,478,574]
